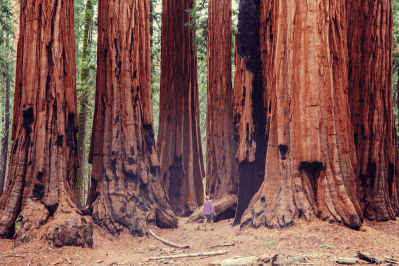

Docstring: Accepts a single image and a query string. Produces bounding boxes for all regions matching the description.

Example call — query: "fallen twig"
[1,254,25,258]
[65,257,71,264]
[51,258,62,265]
[336,257,358,264]
[277,255,305,266]
[149,250,228,260]
[148,229,189,249]
[357,251,376,263]
[209,243,235,248]
[27,254,32,266]
[384,256,399,265]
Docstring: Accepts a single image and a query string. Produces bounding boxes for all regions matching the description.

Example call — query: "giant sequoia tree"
[84,0,178,234]
[237,0,365,229]
[157,0,205,217]
[347,0,399,221]
[0,0,93,246]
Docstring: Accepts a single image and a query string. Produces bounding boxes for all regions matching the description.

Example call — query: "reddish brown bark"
[239,0,362,229]
[157,0,205,216]
[84,0,178,234]
[347,0,399,220]
[0,0,93,246]
[205,0,238,221]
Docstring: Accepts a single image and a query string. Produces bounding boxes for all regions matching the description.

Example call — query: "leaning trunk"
[347,0,399,220]
[157,0,205,217]
[84,0,178,235]
[240,0,363,230]
[0,0,93,246]
[77,0,93,209]
[0,61,10,196]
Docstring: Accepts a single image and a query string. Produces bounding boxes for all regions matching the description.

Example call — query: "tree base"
[187,194,237,223]
[13,198,93,248]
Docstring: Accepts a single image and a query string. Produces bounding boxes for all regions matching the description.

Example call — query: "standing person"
[203,195,215,231]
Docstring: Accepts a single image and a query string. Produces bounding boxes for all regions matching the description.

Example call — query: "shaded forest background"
[0,0,397,201]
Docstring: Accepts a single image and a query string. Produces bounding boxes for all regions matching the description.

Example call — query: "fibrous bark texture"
[240,0,363,229]
[157,0,205,217]
[85,0,178,235]
[201,0,238,221]
[0,0,93,247]
[347,0,399,220]
[232,0,267,226]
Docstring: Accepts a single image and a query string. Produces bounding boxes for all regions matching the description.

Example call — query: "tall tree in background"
[157,0,205,217]
[77,0,93,209]
[347,0,399,220]
[202,0,238,221]
[0,60,10,197]
[0,0,92,246]
[238,0,363,229]
[84,0,178,234]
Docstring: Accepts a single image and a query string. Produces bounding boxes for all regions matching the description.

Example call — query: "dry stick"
[148,229,189,249]
[209,243,235,248]
[27,254,32,266]
[384,256,399,265]
[51,258,62,265]
[1,255,25,258]
[149,250,228,260]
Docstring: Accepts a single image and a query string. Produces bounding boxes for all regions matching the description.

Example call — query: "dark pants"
[205,213,214,220]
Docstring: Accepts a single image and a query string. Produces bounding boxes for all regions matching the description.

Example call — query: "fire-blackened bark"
[157,0,205,217]
[240,0,362,230]
[347,0,399,220]
[232,0,267,226]
[0,0,93,247]
[85,0,178,235]
[205,0,238,220]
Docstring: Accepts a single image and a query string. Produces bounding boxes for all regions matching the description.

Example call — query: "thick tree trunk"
[84,0,178,235]
[0,0,93,247]
[201,0,238,222]
[157,0,205,217]
[347,0,399,220]
[77,0,93,209]
[239,0,362,230]
[232,0,267,226]
[0,61,10,197]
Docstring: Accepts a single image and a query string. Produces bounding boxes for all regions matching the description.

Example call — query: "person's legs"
[204,215,208,231]
[211,213,214,230]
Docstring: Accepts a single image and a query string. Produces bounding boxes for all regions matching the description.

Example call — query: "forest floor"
[0,216,399,266]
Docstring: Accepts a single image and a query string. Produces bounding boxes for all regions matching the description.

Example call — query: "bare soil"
[0,217,398,266]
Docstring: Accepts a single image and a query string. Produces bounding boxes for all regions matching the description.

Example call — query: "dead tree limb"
[149,250,228,260]
[148,229,189,249]
[209,243,235,248]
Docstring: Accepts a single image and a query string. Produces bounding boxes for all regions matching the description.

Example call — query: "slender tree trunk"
[150,0,153,48]
[0,61,10,197]
[239,0,363,230]
[77,0,93,209]
[157,0,205,217]
[0,0,93,246]
[84,0,178,234]
[204,0,238,221]
[347,0,399,220]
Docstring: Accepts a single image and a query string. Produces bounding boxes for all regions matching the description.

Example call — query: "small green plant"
[264,241,276,248]
[375,240,379,243]
[321,245,330,249]
[140,230,144,237]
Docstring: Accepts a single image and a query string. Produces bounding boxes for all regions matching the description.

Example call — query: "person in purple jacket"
[203,195,215,231]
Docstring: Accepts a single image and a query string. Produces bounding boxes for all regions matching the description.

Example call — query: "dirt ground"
[0,216,398,266]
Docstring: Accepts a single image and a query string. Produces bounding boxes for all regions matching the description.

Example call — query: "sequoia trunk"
[157,0,205,217]
[205,0,238,221]
[347,0,399,220]
[77,0,93,209]
[0,0,93,246]
[239,0,363,229]
[84,0,178,234]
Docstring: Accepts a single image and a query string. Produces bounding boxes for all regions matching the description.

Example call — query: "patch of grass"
[374,240,379,243]
[264,241,276,248]
[321,245,330,249]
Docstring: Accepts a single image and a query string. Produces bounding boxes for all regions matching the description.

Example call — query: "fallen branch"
[209,243,235,248]
[336,257,358,264]
[27,254,32,266]
[384,256,399,265]
[276,255,305,266]
[51,258,62,265]
[149,250,228,260]
[356,251,376,263]
[148,229,189,249]
[1,255,25,258]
